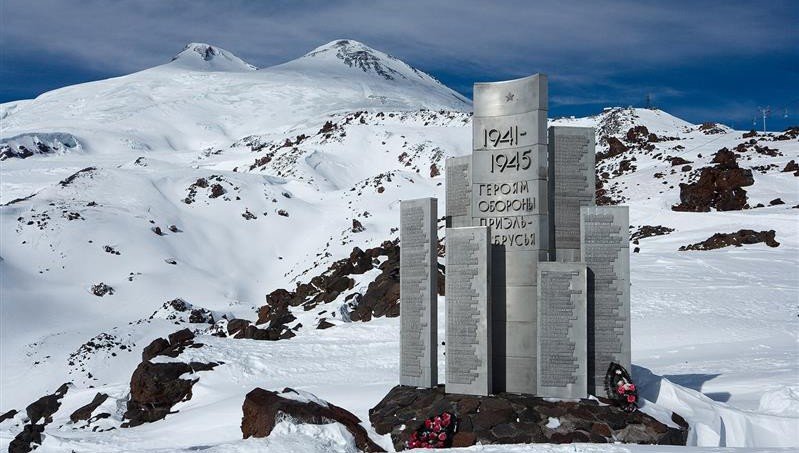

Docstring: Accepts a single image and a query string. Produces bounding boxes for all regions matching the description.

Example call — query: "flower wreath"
[406,411,458,449]
[604,362,639,412]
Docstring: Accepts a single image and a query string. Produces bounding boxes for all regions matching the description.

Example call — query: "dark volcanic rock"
[168,328,195,345]
[782,160,799,175]
[123,360,217,427]
[27,383,69,424]
[70,392,109,423]
[631,225,675,242]
[91,282,114,297]
[10,384,70,453]
[672,148,754,212]
[8,423,45,453]
[370,385,686,450]
[679,229,780,251]
[242,387,384,452]
[597,137,628,161]
[0,409,18,423]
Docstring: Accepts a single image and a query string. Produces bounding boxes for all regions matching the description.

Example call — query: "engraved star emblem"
[505,92,515,102]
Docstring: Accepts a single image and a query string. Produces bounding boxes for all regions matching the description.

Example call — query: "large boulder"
[242,387,384,452]
[673,148,754,212]
[370,385,687,450]
[70,392,109,423]
[123,360,217,427]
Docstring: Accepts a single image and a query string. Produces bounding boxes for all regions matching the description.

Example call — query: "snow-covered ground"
[1,40,797,451]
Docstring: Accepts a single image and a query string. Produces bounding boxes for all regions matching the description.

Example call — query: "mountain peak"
[300,39,429,82]
[169,42,257,72]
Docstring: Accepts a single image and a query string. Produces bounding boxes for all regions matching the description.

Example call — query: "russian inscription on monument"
[445,226,492,396]
[580,206,630,395]
[548,127,596,262]
[445,156,472,228]
[537,262,587,399]
[399,198,438,388]
[472,73,548,394]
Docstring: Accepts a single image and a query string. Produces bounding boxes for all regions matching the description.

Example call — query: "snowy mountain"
[1,40,798,452]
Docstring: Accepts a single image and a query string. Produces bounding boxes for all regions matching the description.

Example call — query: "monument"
[445,226,492,396]
[399,197,438,388]
[536,262,587,399]
[472,74,548,393]
[580,206,631,396]
[445,156,472,228]
[396,72,632,400]
[548,126,596,262]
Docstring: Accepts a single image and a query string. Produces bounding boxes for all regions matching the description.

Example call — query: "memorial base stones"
[400,198,438,388]
[445,227,491,396]
[580,206,630,396]
[370,385,688,450]
[548,126,595,262]
[536,262,587,399]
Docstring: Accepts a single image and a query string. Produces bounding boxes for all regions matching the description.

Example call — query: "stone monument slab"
[472,73,548,394]
[537,262,588,399]
[445,156,472,228]
[400,197,438,388]
[580,206,630,396]
[548,127,595,262]
[445,226,491,396]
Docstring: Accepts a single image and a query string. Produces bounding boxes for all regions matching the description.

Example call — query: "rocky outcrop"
[370,385,687,450]
[241,387,384,452]
[672,148,754,211]
[70,392,109,423]
[123,360,217,427]
[26,383,69,424]
[124,329,217,426]
[91,282,114,297]
[9,383,70,453]
[631,225,675,242]
[783,160,799,175]
[679,229,780,251]
[257,240,445,329]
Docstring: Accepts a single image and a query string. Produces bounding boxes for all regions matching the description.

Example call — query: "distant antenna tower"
[757,106,771,133]
[645,94,652,109]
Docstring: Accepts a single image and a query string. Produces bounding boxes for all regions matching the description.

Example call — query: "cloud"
[2,0,795,77]
[1,0,796,129]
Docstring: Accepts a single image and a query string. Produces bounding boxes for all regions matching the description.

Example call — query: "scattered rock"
[782,160,799,175]
[351,219,365,233]
[9,423,45,453]
[152,226,164,236]
[142,338,170,361]
[670,156,692,166]
[209,183,226,198]
[26,383,69,424]
[242,387,384,452]
[91,283,114,297]
[70,393,109,423]
[679,229,780,251]
[277,209,289,217]
[0,409,18,423]
[168,225,180,233]
[317,319,334,329]
[631,225,675,241]
[769,198,785,206]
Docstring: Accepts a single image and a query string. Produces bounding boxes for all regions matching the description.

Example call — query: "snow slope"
[1,40,798,451]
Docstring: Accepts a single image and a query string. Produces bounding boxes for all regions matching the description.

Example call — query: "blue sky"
[1,0,797,130]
